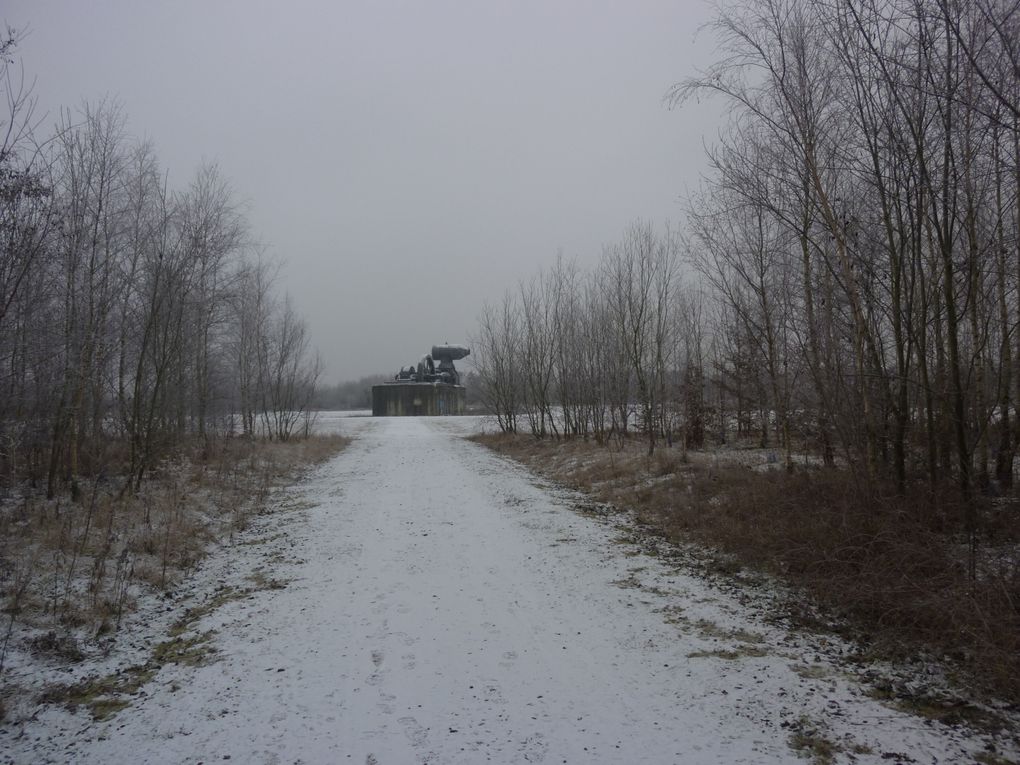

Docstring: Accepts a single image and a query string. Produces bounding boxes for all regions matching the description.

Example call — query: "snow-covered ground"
[3,415,1016,763]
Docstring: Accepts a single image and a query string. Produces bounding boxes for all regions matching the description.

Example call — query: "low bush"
[0,433,349,687]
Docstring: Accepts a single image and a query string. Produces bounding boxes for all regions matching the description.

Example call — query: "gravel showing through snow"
[5,415,1016,763]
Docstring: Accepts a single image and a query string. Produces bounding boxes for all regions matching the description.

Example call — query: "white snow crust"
[3,415,1016,763]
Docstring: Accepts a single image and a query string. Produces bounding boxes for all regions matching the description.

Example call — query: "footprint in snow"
[520,732,549,762]
[398,716,429,747]
[481,682,507,705]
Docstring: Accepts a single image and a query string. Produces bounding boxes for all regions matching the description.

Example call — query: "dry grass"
[0,432,349,698]
[784,714,868,765]
[471,432,1020,703]
[36,628,217,722]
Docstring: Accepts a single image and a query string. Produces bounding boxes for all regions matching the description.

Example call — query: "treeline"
[473,227,704,454]
[474,0,1020,502]
[313,375,390,411]
[0,34,320,499]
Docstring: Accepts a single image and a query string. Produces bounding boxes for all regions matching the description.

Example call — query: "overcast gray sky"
[5,0,722,382]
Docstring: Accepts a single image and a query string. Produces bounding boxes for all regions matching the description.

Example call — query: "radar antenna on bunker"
[372,343,470,416]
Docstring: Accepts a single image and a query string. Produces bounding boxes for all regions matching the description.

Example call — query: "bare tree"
[471,293,522,433]
[179,162,246,442]
[259,296,320,441]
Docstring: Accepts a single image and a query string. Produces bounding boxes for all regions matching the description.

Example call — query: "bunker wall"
[371,383,466,416]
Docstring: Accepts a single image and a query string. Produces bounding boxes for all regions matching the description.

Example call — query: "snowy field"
[3,414,1016,763]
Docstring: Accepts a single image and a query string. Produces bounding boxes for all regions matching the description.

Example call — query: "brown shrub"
[0,433,349,664]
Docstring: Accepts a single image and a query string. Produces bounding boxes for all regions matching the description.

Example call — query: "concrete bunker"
[372,344,470,416]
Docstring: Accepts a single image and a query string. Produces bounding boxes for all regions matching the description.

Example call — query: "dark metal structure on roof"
[372,344,470,416]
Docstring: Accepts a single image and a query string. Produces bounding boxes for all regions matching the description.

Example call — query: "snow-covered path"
[10,416,1012,763]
